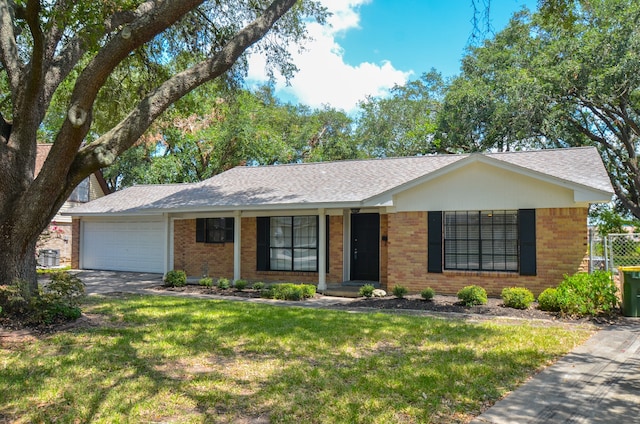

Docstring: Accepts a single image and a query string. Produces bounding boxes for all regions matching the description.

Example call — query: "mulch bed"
[153,284,623,326]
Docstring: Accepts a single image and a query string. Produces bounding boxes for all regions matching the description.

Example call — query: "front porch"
[323,280,381,298]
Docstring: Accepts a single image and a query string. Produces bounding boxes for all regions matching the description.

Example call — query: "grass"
[0,295,593,423]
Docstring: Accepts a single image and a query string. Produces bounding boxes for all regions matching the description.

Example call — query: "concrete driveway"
[72,270,164,295]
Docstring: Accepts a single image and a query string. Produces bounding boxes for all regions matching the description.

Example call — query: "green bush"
[34,272,85,324]
[555,271,618,316]
[392,285,409,299]
[265,283,315,301]
[301,284,316,298]
[501,287,534,309]
[0,273,85,325]
[537,288,560,312]
[252,282,266,290]
[217,277,230,290]
[234,279,248,291]
[420,287,435,301]
[359,284,375,298]
[0,280,31,316]
[199,277,213,287]
[457,285,487,306]
[164,270,187,287]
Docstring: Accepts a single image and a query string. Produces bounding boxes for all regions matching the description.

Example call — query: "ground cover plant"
[0,295,592,423]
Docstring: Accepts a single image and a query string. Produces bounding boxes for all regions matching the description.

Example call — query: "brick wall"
[173,219,234,278]
[386,208,589,297]
[173,216,345,284]
[240,216,344,284]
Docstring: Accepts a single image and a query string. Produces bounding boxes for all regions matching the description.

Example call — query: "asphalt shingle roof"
[68,147,613,215]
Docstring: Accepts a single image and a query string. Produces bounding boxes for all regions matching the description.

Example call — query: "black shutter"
[428,211,443,273]
[225,218,235,242]
[196,218,206,242]
[519,209,536,276]
[256,217,269,271]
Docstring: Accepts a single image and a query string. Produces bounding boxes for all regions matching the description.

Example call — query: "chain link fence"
[589,230,640,274]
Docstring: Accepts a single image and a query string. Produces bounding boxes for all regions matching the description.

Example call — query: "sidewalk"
[471,322,640,423]
[76,270,640,423]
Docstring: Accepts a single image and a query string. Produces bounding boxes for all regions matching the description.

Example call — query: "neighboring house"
[36,144,110,266]
[66,147,613,296]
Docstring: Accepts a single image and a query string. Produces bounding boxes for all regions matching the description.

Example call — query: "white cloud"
[246,0,411,113]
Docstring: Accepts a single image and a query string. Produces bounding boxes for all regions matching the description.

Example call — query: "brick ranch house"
[66,147,613,296]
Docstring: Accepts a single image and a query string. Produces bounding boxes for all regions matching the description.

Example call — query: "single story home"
[66,147,613,296]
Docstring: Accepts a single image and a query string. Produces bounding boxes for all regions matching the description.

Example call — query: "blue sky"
[247,0,537,112]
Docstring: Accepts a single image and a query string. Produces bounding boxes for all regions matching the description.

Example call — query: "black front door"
[350,213,380,281]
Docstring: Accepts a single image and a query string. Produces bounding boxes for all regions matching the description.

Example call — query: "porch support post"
[318,208,327,291]
[233,211,242,282]
[162,213,171,276]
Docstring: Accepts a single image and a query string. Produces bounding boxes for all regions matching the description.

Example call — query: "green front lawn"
[1,295,593,423]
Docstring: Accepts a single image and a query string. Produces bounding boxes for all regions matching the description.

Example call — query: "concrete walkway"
[73,270,640,423]
[471,322,640,424]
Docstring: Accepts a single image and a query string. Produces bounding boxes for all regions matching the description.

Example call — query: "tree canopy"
[0,0,325,289]
[440,0,640,218]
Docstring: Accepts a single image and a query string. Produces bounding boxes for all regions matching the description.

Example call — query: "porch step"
[323,281,381,298]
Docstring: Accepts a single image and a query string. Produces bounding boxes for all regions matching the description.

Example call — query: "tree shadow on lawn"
[0,295,590,423]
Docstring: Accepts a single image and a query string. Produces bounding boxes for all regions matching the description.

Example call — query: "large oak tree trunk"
[0,230,38,295]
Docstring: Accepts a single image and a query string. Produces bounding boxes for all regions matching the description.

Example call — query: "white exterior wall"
[394,161,582,212]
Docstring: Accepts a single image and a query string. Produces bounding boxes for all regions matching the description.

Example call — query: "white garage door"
[82,220,165,273]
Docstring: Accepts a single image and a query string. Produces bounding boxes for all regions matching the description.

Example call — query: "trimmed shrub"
[252,282,266,290]
[301,284,316,298]
[217,277,231,290]
[457,285,487,306]
[501,287,534,309]
[420,287,435,301]
[359,284,375,298]
[164,270,187,287]
[537,288,560,312]
[270,283,303,300]
[555,271,618,316]
[392,285,408,299]
[199,277,213,287]
[234,279,248,291]
[265,283,315,301]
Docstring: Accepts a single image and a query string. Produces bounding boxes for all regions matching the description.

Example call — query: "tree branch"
[22,0,45,105]
[73,0,298,175]
[0,0,22,94]
[42,7,138,107]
